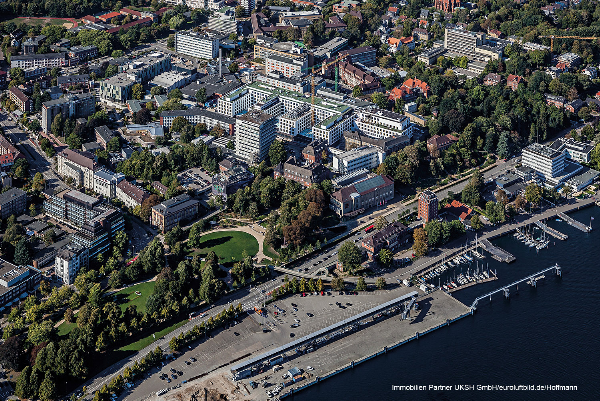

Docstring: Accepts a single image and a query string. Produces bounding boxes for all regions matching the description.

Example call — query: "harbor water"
[291,207,600,400]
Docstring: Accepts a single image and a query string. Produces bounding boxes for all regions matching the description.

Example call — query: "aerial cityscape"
[0,0,597,400]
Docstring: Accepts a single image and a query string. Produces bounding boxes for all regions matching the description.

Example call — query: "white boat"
[483,271,489,279]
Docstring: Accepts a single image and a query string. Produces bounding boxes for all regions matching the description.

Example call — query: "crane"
[301,54,350,125]
[538,35,600,53]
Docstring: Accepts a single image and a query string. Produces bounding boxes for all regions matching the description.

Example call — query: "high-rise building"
[241,0,256,15]
[175,31,219,60]
[522,143,567,183]
[55,244,89,285]
[235,111,277,164]
[418,190,438,224]
[41,93,96,134]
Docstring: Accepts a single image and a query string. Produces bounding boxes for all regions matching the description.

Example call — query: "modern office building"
[55,244,89,285]
[175,30,220,60]
[43,189,103,227]
[549,138,594,164]
[444,26,507,63]
[150,71,194,91]
[151,194,200,233]
[332,146,386,175]
[330,175,394,217]
[0,259,42,308]
[256,72,323,94]
[354,109,414,140]
[56,149,99,190]
[208,16,238,35]
[265,54,308,78]
[41,93,96,133]
[418,190,438,223]
[342,131,409,156]
[338,46,376,67]
[0,188,27,219]
[522,143,567,182]
[235,111,277,163]
[312,37,348,60]
[71,206,125,257]
[99,73,135,103]
[160,108,235,135]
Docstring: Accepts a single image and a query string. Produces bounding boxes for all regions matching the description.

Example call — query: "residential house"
[506,74,524,91]
[426,134,458,155]
[483,73,502,86]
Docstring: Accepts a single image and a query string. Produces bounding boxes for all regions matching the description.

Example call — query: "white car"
[306,366,314,371]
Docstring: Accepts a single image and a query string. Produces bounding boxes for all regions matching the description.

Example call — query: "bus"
[364,225,375,233]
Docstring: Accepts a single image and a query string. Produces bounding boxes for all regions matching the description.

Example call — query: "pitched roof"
[117,180,149,205]
[332,175,393,203]
[58,149,98,171]
[427,134,458,149]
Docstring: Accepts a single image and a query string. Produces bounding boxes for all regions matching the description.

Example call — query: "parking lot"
[178,168,212,194]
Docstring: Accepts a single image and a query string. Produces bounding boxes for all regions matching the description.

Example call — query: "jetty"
[479,239,516,263]
[448,272,498,293]
[470,264,562,311]
[558,212,592,233]
[534,220,568,240]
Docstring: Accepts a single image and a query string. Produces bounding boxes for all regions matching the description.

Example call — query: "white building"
[93,169,125,199]
[116,180,149,209]
[549,138,594,164]
[175,31,219,60]
[208,16,237,35]
[522,143,566,181]
[354,109,415,139]
[160,108,236,135]
[55,244,89,285]
[332,146,386,175]
[241,0,255,14]
[235,111,277,163]
[57,149,99,190]
[150,71,194,91]
[265,54,308,78]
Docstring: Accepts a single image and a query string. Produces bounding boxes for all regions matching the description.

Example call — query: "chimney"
[219,48,222,78]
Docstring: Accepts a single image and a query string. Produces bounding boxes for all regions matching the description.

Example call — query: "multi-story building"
[55,244,89,285]
[41,93,96,133]
[0,259,42,308]
[338,46,376,67]
[116,180,150,209]
[235,111,277,163]
[278,104,312,138]
[0,70,6,89]
[253,40,306,61]
[99,73,135,103]
[150,71,194,91]
[354,109,414,139]
[330,174,394,217]
[522,143,568,183]
[118,52,172,82]
[56,74,91,91]
[71,206,125,257]
[95,126,115,149]
[435,0,461,12]
[417,46,446,65]
[151,194,200,233]
[160,108,236,135]
[256,72,323,94]
[265,54,308,78]
[9,87,32,112]
[175,31,220,60]
[56,149,99,190]
[212,165,254,201]
[312,37,348,60]
[342,130,409,156]
[0,134,24,168]
[241,0,256,15]
[93,169,125,199]
[10,52,67,69]
[444,27,507,63]
[22,35,45,55]
[273,156,329,187]
[332,146,385,175]
[549,138,594,164]
[418,190,438,223]
[412,28,431,41]
[43,189,102,227]
[338,61,380,93]
[302,140,327,164]
[68,45,98,65]
[208,16,238,35]
[361,222,409,260]
[557,52,581,68]
[0,188,27,219]
[506,74,524,91]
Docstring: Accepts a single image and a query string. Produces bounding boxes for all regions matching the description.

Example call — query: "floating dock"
[558,212,592,233]
[479,239,516,263]
[448,273,498,293]
[534,220,568,240]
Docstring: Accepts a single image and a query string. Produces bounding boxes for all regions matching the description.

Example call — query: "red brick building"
[506,74,523,91]
[418,190,438,224]
[426,134,458,155]
[434,0,461,12]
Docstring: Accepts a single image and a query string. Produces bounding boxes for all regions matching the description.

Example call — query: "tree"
[235,5,246,17]
[338,241,362,273]
[496,131,510,159]
[514,194,526,211]
[171,116,189,133]
[168,88,183,100]
[376,277,386,290]
[269,140,286,166]
[470,214,483,230]
[0,335,22,370]
[107,137,120,152]
[15,366,31,399]
[228,62,239,73]
[38,372,56,401]
[150,86,165,96]
[378,248,393,267]
[195,88,207,104]
[374,216,389,230]
[525,183,542,207]
[356,277,367,291]
[352,86,363,97]
[50,114,63,136]
[331,277,345,291]
[413,228,428,257]
[134,107,151,125]
[14,237,31,266]
[132,84,144,100]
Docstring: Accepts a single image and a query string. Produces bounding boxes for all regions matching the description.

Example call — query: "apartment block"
[0,188,27,219]
[10,52,67,69]
[116,180,150,209]
[9,87,32,112]
[175,31,220,60]
[41,93,96,133]
[93,169,125,199]
[56,149,99,190]
[55,244,89,285]
[265,54,308,78]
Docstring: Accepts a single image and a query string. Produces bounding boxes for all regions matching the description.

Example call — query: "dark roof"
[95,125,114,143]
[12,52,66,61]
[152,194,199,215]
[59,149,98,171]
[117,180,149,204]
[152,181,169,195]
[181,80,243,99]
[160,108,235,124]
[0,188,26,206]
[339,46,375,57]
[332,175,393,203]
[9,87,29,103]
[362,221,407,248]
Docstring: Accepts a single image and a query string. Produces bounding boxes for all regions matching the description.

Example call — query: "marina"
[533,220,568,240]
[557,211,592,232]
[479,238,516,263]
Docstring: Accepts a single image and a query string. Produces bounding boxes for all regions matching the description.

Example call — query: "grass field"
[113,281,156,314]
[118,319,187,352]
[262,239,279,261]
[191,231,259,265]
[57,321,76,336]
[7,17,75,27]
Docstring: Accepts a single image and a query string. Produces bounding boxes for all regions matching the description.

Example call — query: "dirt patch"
[166,371,251,401]
[63,23,74,28]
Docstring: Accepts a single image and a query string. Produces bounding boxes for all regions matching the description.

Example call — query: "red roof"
[388,86,412,101]
[82,15,99,23]
[99,11,122,20]
[121,8,143,17]
[107,17,152,34]
[402,78,430,97]
[444,200,473,221]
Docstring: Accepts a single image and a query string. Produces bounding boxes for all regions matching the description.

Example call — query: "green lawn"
[191,231,259,265]
[57,321,76,336]
[7,17,75,27]
[113,281,156,314]
[118,319,187,352]
[262,239,279,261]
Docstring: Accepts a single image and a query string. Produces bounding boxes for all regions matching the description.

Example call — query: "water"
[291,207,600,400]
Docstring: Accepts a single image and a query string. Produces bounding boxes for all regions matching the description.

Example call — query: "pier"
[534,220,568,240]
[558,212,592,233]
[448,272,498,293]
[479,239,516,263]
[470,264,562,311]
